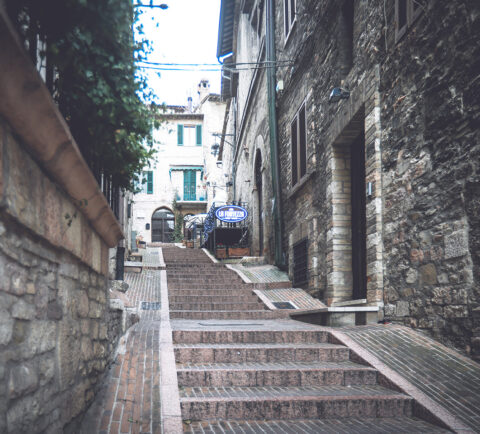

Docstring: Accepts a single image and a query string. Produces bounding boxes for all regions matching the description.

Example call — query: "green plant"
[172,196,184,242]
[6,0,159,191]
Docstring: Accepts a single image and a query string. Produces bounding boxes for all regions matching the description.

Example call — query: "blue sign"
[215,205,248,223]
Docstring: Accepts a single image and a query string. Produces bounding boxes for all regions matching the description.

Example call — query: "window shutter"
[147,171,153,194]
[177,124,184,145]
[196,125,202,145]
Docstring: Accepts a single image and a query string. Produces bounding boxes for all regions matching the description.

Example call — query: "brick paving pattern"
[183,417,451,433]
[340,324,480,432]
[82,271,163,433]
[229,264,290,283]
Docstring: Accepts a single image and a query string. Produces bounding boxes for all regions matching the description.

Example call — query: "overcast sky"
[136,0,222,106]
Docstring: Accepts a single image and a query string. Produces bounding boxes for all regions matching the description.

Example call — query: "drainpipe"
[266,0,285,268]
[232,97,238,202]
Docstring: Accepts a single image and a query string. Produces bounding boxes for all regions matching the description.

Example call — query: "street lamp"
[133,2,168,9]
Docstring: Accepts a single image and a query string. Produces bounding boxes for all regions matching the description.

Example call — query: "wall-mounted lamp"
[216,161,223,168]
[211,143,220,156]
[134,2,168,9]
[226,181,233,187]
[329,87,350,103]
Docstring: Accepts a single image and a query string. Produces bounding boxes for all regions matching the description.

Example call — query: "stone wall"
[0,117,123,431]
[379,0,480,358]
[222,0,480,357]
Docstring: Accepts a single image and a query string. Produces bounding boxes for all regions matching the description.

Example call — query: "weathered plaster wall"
[0,119,122,432]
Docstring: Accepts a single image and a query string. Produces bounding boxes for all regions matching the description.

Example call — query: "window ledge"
[287,171,314,199]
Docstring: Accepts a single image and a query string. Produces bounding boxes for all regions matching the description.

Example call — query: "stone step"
[167,276,243,283]
[167,272,241,279]
[174,343,349,364]
[176,361,378,387]
[172,329,330,344]
[179,385,413,420]
[170,294,260,303]
[183,417,449,434]
[169,310,287,320]
[169,288,255,296]
[169,302,266,311]
[168,283,251,289]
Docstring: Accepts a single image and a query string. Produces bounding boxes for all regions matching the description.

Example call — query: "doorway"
[151,208,174,242]
[350,133,367,299]
[254,150,264,255]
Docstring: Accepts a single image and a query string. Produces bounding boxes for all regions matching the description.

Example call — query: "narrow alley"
[82,245,480,433]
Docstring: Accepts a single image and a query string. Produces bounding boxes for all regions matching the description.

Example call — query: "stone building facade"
[218,0,480,358]
[131,81,226,244]
[0,9,126,432]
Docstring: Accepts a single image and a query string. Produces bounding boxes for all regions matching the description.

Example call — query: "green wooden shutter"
[147,171,153,194]
[196,125,202,146]
[177,124,184,145]
[183,170,196,201]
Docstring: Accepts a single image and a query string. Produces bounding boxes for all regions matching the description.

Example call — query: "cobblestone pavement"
[338,324,480,432]
[81,271,163,434]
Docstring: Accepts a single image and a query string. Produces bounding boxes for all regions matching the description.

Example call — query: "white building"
[131,80,227,244]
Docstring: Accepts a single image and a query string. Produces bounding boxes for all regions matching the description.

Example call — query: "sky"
[136,0,222,106]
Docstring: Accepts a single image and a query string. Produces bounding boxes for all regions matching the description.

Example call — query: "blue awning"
[169,166,204,179]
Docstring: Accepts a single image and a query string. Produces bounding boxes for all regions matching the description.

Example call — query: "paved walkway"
[82,247,480,433]
[81,271,163,434]
[336,324,480,432]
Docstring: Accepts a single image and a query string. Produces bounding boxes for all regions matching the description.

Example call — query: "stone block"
[395,301,410,317]
[7,394,39,433]
[58,321,81,389]
[419,263,437,286]
[8,363,39,399]
[25,321,57,357]
[0,308,14,345]
[77,290,89,318]
[12,299,36,320]
[444,229,469,259]
[88,301,103,318]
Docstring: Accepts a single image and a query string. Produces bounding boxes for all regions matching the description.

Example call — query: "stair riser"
[177,369,378,387]
[169,303,265,311]
[170,295,259,303]
[172,330,329,344]
[170,311,285,320]
[174,347,350,364]
[180,397,413,420]
[169,290,255,297]
[168,284,249,290]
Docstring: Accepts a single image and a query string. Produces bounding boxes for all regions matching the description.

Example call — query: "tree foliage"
[6,0,158,191]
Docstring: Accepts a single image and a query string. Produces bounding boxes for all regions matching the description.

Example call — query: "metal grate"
[272,301,296,310]
[293,238,308,287]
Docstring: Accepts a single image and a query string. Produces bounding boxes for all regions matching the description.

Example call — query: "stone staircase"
[163,247,447,433]
[165,247,287,320]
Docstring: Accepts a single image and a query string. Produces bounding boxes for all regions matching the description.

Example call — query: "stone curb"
[329,329,474,434]
[159,266,183,434]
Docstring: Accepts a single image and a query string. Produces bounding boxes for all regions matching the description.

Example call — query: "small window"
[139,170,153,194]
[291,102,307,186]
[196,125,202,146]
[395,0,422,42]
[293,238,308,287]
[177,124,184,145]
[284,0,296,40]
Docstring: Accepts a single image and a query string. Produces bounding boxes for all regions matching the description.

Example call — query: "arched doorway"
[151,208,174,242]
[254,150,264,255]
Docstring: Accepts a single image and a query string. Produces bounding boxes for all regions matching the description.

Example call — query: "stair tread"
[174,342,343,349]
[179,384,410,400]
[176,360,375,371]
[183,417,449,433]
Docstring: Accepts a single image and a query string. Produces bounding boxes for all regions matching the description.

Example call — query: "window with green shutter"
[196,125,202,145]
[147,171,153,194]
[177,124,184,145]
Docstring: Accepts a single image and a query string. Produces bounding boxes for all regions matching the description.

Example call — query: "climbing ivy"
[5,0,159,191]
